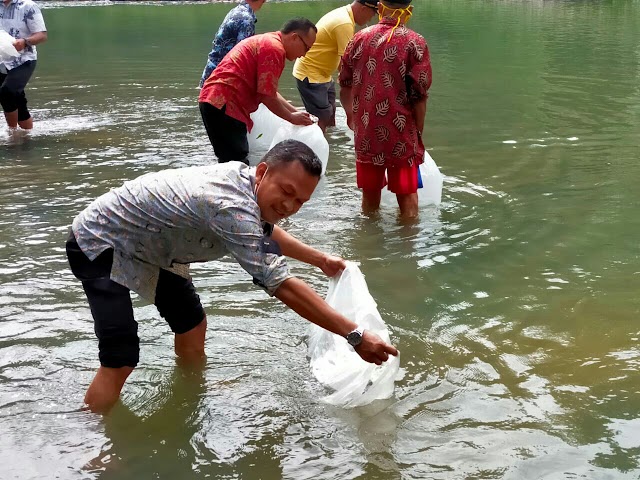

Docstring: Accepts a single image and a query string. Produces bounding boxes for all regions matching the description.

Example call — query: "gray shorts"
[296,77,336,126]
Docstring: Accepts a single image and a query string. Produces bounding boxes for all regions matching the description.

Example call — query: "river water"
[0,1,639,478]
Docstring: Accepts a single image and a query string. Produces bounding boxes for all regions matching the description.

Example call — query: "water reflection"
[87,368,205,478]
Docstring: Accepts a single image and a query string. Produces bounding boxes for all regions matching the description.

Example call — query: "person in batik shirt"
[198,0,266,88]
[67,140,398,413]
[339,0,431,219]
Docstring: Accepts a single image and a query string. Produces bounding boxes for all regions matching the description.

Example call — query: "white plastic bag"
[0,30,19,63]
[247,104,290,153]
[335,106,354,144]
[418,150,444,206]
[381,150,444,207]
[270,122,329,175]
[308,262,400,408]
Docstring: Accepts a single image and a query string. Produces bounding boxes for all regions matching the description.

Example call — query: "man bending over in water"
[66,140,398,413]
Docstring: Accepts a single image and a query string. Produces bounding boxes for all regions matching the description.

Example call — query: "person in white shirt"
[0,0,47,132]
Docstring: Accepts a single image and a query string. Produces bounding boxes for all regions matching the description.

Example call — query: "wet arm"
[339,85,353,129]
[277,92,298,113]
[412,96,427,137]
[27,31,47,45]
[276,277,356,336]
[272,225,345,276]
[259,93,294,122]
[272,225,325,268]
[275,277,398,364]
[259,93,313,125]
[14,31,47,51]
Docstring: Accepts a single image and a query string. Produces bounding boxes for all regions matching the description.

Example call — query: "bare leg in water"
[84,316,208,414]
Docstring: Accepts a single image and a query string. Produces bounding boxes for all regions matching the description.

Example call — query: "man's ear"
[255,161,268,183]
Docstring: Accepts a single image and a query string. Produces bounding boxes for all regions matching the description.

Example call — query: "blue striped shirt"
[199,1,257,87]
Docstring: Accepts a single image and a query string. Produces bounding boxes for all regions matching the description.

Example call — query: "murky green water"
[1,1,639,478]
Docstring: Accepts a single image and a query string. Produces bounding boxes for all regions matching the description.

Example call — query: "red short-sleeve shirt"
[339,20,432,168]
[199,32,286,132]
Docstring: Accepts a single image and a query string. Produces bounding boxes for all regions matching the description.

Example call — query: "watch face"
[347,330,363,346]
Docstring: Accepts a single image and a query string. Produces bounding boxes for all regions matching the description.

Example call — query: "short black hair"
[262,140,322,178]
[280,17,317,36]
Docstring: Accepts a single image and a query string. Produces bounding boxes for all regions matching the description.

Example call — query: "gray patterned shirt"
[72,163,291,301]
[0,0,46,70]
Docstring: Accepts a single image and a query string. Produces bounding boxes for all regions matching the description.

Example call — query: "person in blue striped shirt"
[199,0,267,88]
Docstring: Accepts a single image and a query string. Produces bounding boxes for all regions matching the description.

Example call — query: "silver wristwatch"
[345,327,364,347]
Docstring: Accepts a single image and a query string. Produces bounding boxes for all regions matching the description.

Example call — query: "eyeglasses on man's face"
[296,33,313,53]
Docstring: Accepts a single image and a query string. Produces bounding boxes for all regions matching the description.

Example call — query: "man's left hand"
[319,254,346,277]
[289,111,315,126]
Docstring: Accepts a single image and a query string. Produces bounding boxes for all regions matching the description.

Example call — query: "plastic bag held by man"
[0,30,20,63]
[270,122,329,175]
[247,104,289,152]
[248,104,329,174]
[308,262,400,407]
[418,151,444,206]
[380,150,444,208]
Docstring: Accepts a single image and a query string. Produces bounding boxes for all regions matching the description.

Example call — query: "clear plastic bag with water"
[247,104,329,174]
[0,30,19,63]
[308,262,400,408]
[269,122,329,175]
[418,150,444,206]
[247,104,289,153]
[381,150,444,207]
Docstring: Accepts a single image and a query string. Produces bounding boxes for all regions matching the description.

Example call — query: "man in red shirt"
[199,18,317,165]
[339,0,432,219]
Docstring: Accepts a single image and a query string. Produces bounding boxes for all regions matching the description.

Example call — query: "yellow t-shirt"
[293,5,355,84]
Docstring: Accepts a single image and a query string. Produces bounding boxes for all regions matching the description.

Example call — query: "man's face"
[286,29,317,61]
[255,161,319,224]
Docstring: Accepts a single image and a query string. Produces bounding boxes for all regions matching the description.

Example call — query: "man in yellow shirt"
[292,0,378,132]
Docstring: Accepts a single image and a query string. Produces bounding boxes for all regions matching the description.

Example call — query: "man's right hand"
[289,111,315,126]
[274,278,399,366]
[355,330,399,365]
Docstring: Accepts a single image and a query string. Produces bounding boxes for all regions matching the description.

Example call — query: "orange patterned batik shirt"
[199,31,286,132]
